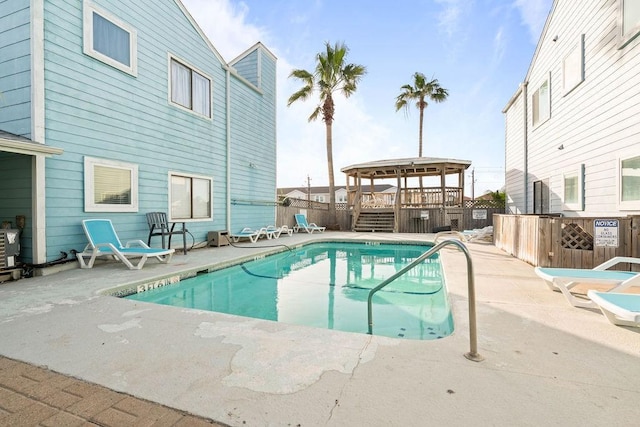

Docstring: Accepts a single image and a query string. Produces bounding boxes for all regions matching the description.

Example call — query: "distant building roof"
[278,184,395,194]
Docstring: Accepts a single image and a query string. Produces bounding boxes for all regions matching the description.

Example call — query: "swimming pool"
[125,241,454,340]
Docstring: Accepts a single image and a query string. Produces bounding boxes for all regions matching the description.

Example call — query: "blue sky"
[181,0,553,196]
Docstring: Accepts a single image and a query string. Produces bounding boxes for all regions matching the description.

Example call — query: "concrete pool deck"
[0,232,639,426]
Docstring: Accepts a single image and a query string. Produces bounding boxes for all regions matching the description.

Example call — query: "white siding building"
[279,185,396,204]
[503,0,640,217]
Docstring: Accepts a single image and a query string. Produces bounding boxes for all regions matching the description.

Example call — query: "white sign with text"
[472,209,487,220]
[594,219,619,247]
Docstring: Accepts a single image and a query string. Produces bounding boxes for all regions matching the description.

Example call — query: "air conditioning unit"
[0,229,20,269]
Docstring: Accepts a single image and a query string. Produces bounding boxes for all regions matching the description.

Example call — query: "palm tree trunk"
[418,104,425,200]
[326,121,337,225]
[418,105,424,157]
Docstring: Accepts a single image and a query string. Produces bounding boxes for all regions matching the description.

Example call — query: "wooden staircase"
[353,211,395,232]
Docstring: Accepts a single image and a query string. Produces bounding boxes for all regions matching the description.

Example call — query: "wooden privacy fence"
[277,198,501,233]
[494,214,640,270]
[398,207,501,233]
[276,200,350,231]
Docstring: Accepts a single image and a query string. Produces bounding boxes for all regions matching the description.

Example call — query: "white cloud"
[493,26,506,64]
[513,0,552,44]
[180,0,265,61]
[435,0,463,38]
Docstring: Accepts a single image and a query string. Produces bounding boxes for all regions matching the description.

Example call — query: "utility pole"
[306,174,312,207]
[471,168,475,201]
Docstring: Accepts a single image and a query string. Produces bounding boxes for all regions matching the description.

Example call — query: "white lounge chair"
[229,227,263,243]
[434,226,493,244]
[77,219,174,270]
[293,214,325,233]
[433,230,468,243]
[265,225,294,239]
[279,225,294,237]
[462,226,493,242]
[587,291,640,327]
[534,257,640,308]
[265,225,283,239]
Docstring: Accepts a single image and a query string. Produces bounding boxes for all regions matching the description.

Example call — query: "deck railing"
[348,187,464,209]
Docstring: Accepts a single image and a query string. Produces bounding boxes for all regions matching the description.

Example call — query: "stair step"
[354,211,396,232]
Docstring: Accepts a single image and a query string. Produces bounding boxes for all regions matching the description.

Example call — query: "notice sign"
[594,219,619,247]
[472,209,487,220]
[420,211,429,220]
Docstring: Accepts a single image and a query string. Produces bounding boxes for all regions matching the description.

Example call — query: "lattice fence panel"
[561,223,593,250]
[463,200,505,209]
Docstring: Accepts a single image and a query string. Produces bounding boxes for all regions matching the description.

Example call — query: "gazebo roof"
[341,157,472,179]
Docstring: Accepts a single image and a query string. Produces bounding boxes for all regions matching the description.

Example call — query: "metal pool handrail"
[367,239,484,362]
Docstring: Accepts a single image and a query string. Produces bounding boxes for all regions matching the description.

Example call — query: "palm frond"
[287,85,313,106]
[308,106,322,122]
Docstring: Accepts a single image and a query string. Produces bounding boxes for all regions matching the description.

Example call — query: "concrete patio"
[0,232,638,426]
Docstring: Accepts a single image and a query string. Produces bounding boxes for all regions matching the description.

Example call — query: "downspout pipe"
[522,82,529,213]
[225,66,231,232]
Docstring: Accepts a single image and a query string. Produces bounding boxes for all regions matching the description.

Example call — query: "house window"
[533,179,549,214]
[618,156,640,210]
[563,35,584,95]
[169,173,212,220]
[313,195,325,202]
[169,57,212,118]
[532,77,550,127]
[84,157,138,212]
[621,0,640,47]
[83,1,137,76]
[563,165,584,211]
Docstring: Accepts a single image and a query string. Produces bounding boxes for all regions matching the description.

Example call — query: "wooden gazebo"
[341,157,472,232]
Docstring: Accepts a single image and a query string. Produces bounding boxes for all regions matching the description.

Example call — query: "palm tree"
[287,41,366,224]
[395,72,449,157]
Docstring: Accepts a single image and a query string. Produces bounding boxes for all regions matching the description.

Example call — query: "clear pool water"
[126,241,454,340]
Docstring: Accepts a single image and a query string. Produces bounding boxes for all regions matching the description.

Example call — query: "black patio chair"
[146,212,187,255]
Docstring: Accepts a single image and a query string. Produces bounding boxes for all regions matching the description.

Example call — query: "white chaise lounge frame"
[77,219,174,270]
[534,257,640,308]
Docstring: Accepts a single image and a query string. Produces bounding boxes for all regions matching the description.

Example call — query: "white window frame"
[563,35,584,95]
[562,164,584,211]
[168,54,213,119]
[532,74,551,128]
[619,0,640,48]
[84,157,139,212]
[617,155,640,210]
[83,0,137,76]
[168,172,213,222]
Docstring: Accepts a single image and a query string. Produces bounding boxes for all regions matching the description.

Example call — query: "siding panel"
[0,0,31,137]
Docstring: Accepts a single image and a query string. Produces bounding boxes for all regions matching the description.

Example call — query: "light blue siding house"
[0,0,277,269]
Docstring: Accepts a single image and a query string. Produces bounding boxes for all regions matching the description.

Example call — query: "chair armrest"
[125,240,150,248]
[94,242,120,252]
[595,256,640,271]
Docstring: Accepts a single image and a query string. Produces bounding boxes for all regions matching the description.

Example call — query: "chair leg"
[147,225,156,247]
[154,252,173,264]
[112,252,145,269]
